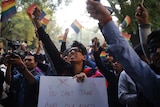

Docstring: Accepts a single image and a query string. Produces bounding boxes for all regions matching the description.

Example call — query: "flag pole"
[138,0,150,64]
[141,0,144,4]
[80,28,82,42]
[75,33,78,41]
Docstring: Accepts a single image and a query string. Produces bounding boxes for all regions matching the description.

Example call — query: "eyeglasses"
[149,47,159,56]
[24,58,32,61]
[69,47,82,53]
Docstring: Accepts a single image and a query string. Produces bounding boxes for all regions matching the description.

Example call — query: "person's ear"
[82,55,86,61]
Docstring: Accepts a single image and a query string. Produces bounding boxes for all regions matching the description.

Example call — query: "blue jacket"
[12,68,44,107]
[101,21,160,107]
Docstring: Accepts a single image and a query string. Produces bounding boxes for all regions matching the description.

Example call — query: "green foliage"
[0,0,72,50]
[1,9,35,45]
[108,0,160,33]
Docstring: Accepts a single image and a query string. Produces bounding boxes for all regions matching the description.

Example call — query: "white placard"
[38,76,108,107]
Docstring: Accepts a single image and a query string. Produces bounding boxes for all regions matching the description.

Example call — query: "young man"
[5,53,44,107]
[32,7,104,82]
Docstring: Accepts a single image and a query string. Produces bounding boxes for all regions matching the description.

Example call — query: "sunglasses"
[69,47,82,53]
[24,58,32,61]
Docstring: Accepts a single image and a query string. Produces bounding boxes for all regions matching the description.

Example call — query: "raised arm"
[6,55,35,84]
[60,28,69,52]
[86,0,160,106]
[135,3,151,44]
[32,7,68,74]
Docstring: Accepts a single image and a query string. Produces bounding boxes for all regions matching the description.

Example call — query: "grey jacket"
[118,70,138,107]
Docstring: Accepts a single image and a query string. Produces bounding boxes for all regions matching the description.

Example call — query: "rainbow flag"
[122,32,131,41]
[58,36,64,43]
[1,0,17,22]
[39,10,46,20]
[26,3,46,20]
[100,51,107,60]
[122,15,131,28]
[71,19,82,34]
[41,17,49,29]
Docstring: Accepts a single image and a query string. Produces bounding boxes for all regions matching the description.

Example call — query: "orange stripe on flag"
[70,19,82,34]
[122,32,131,41]
[26,4,38,19]
[58,36,64,42]
[74,19,82,30]
[100,51,107,57]
[122,15,131,28]
[41,17,49,29]
[2,1,16,11]
[1,0,17,22]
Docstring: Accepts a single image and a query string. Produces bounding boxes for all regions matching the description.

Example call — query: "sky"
[55,0,111,31]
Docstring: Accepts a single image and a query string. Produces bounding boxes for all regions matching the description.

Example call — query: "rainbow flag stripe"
[71,19,82,34]
[100,51,107,60]
[58,36,64,43]
[122,32,131,41]
[26,3,38,19]
[122,15,131,28]
[41,17,49,29]
[1,0,17,22]
[26,3,46,20]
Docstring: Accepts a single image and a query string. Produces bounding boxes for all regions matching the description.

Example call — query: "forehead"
[70,47,78,49]
[24,55,34,59]
[69,47,80,52]
[68,47,84,56]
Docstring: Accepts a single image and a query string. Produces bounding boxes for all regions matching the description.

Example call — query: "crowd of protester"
[0,0,160,107]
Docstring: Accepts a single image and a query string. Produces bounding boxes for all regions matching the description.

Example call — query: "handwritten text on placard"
[38,76,108,107]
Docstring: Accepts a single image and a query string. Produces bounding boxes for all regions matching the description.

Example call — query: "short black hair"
[62,48,70,58]
[134,43,150,58]
[25,53,38,62]
[34,54,46,62]
[147,30,160,54]
[71,41,87,55]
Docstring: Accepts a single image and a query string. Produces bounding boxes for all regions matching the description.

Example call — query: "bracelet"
[101,16,112,26]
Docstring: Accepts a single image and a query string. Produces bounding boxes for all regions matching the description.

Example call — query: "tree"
[107,0,160,47]
[0,0,72,51]
[108,0,160,33]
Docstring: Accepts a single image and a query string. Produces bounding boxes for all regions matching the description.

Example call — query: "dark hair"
[25,53,38,62]
[34,54,46,62]
[62,48,70,58]
[134,43,150,58]
[147,30,160,54]
[71,41,87,55]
